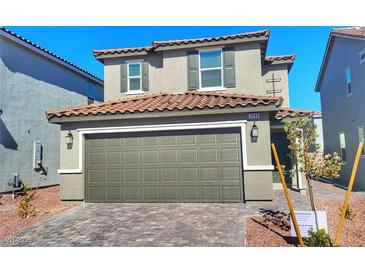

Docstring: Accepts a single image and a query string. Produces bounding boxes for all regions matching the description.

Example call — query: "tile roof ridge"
[152,29,270,45]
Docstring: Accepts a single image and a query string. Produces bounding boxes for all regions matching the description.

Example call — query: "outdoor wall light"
[251,123,259,137]
[250,123,259,143]
[65,131,73,149]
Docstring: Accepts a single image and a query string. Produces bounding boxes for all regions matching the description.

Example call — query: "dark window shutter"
[223,47,236,88]
[142,61,149,91]
[120,63,127,92]
[187,50,199,90]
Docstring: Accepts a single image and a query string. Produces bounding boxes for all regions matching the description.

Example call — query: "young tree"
[284,117,342,229]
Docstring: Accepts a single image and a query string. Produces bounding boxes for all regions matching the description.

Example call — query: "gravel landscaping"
[246,182,365,247]
[0,186,79,239]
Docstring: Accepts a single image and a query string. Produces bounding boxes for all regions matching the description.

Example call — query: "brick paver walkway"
[1,181,351,247]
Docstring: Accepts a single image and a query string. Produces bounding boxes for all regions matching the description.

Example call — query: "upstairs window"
[345,67,352,96]
[87,83,95,104]
[360,48,365,63]
[339,132,347,161]
[127,62,142,92]
[199,49,223,89]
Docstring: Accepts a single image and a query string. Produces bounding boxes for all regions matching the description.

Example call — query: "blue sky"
[6,26,335,111]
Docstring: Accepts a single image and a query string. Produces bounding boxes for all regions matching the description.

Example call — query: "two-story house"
[47,29,313,203]
[0,27,103,193]
[316,27,365,191]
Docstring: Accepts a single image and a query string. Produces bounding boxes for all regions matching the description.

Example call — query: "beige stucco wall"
[57,112,274,201]
[103,42,267,101]
[262,63,290,107]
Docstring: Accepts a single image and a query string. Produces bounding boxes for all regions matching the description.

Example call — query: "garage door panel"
[87,138,107,149]
[222,186,242,201]
[88,170,106,183]
[124,151,141,164]
[143,169,160,181]
[124,138,141,147]
[88,152,105,165]
[124,187,141,201]
[161,135,178,145]
[142,136,159,146]
[181,167,198,181]
[161,150,178,163]
[143,187,160,201]
[106,138,121,148]
[222,167,240,181]
[178,135,197,145]
[218,133,239,144]
[221,148,240,162]
[200,186,220,201]
[88,187,106,201]
[107,151,122,165]
[200,167,219,181]
[142,151,159,163]
[161,186,179,200]
[197,134,217,144]
[85,128,243,202]
[124,169,141,182]
[182,186,199,201]
[106,169,121,180]
[181,149,198,162]
[161,168,179,182]
[106,187,122,201]
[199,148,218,162]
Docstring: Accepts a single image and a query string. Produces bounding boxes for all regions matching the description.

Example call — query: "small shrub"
[17,181,38,218]
[304,228,333,247]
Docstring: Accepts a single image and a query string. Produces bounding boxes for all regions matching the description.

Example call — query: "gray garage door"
[85,128,244,203]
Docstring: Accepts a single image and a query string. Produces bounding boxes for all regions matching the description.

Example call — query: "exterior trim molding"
[57,120,274,174]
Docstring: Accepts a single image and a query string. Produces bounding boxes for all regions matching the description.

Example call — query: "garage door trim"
[58,120,275,174]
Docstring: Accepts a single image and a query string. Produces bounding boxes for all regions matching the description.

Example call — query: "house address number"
[248,113,260,120]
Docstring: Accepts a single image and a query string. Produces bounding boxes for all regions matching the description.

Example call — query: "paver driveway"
[1,189,313,247]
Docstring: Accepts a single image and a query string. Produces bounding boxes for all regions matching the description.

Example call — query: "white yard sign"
[290,211,328,237]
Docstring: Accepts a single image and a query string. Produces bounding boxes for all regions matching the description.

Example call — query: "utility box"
[33,141,43,170]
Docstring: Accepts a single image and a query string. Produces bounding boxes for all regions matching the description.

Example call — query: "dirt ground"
[246,193,365,247]
[0,186,79,239]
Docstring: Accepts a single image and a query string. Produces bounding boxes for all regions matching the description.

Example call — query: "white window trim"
[57,120,275,174]
[125,60,143,94]
[359,48,365,64]
[345,66,352,97]
[198,48,224,90]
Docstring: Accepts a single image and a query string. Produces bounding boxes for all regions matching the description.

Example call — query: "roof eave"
[47,103,280,124]
[153,36,269,52]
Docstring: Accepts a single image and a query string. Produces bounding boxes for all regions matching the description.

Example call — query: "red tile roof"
[0,27,103,83]
[331,27,365,39]
[275,108,315,120]
[152,30,270,48]
[93,29,270,57]
[46,91,283,120]
[93,46,154,57]
[265,54,296,62]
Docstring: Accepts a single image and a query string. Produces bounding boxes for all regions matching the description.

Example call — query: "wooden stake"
[334,142,364,246]
[271,143,304,247]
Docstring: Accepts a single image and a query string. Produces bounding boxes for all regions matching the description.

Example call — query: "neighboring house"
[47,29,314,203]
[0,27,104,192]
[313,112,324,152]
[316,27,365,191]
